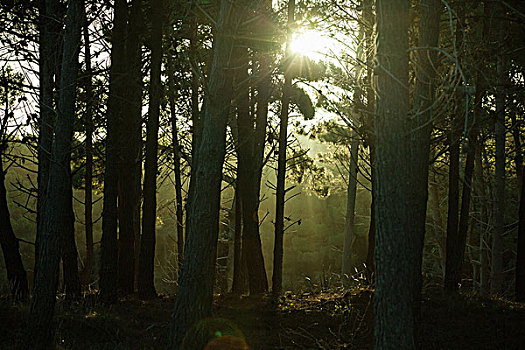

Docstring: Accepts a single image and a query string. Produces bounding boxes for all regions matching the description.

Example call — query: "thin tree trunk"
[138,0,163,299]
[167,54,184,276]
[30,0,82,345]
[117,0,143,296]
[169,0,237,346]
[272,0,294,298]
[410,1,441,336]
[61,181,81,299]
[342,132,359,286]
[231,187,245,294]
[189,3,201,156]
[365,148,375,279]
[99,0,127,302]
[444,3,465,292]
[36,0,62,284]
[81,4,94,289]
[516,165,525,301]
[490,1,506,296]
[343,8,365,285]
[512,84,525,302]
[445,126,478,291]
[235,46,268,295]
[363,0,375,281]
[474,144,490,294]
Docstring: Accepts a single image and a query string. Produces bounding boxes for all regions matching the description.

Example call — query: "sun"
[289,30,331,61]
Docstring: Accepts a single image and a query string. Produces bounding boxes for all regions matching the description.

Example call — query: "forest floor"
[0,288,524,349]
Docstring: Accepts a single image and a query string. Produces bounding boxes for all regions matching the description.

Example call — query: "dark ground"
[0,289,524,349]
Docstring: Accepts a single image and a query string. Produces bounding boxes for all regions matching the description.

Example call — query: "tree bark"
[169,0,237,346]
[272,0,294,298]
[167,54,185,277]
[490,0,506,296]
[117,0,143,296]
[81,3,94,289]
[411,2,441,332]
[61,182,81,299]
[138,0,163,299]
[30,0,82,345]
[235,46,268,295]
[36,0,62,287]
[444,2,465,292]
[231,187,245,294]
[189,3,201,157]
[342,132,359,286]
[363,0,375,281]
[99,0,127,303]
[374,0,434,347]
[474,144,490,295]
[445,126,478,291]
[516,165,525,301]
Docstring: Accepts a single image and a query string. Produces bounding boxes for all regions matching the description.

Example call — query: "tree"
[169,0,238,346]
[117,0,144,296]
[81,2,94,289]
[99,0,128,302]
[167,50,185,278]
[489,0,506,296]
[272,0,295,297]
[516,164,525,301]
[138,0,164,299]
[235,46,268,295]
[342,131,358,285]
[30,0,82,344]
[444,2,465,292]
[35,0,63,292]
[373,0,438,346]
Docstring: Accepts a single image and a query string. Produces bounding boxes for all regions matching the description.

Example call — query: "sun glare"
[289,30,331,61]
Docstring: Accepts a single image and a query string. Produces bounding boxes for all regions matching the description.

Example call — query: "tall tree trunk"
[0,154,28,302]
[169,0,237,346]
[61,182,81,299]
[444,2,465,292]
[512,80,524,302]
[445,126,478,291]
[189,2,201,156]
[490,1,506,296]
[445,58,487,292]
[342,132,359,286]
[374,0,434,347]
[232,0,272,295]
[99,0,127,302]
[235,46,268,295]
[365,148,375,278]
[231,187,245,294]
[410,0,441,333]
[167,54,185,276]
[138,0,163,299]
[516,165,525,301]
[343,8,365,285]
[272,0,294,298]
[363,0,375,281]
[81,4,94,289]
[36,0,62,285]
[474,144,490,294]
[30,0,82,345]
[117,0,143,296]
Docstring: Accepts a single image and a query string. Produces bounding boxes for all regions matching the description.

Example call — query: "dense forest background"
[0,0,524,349]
